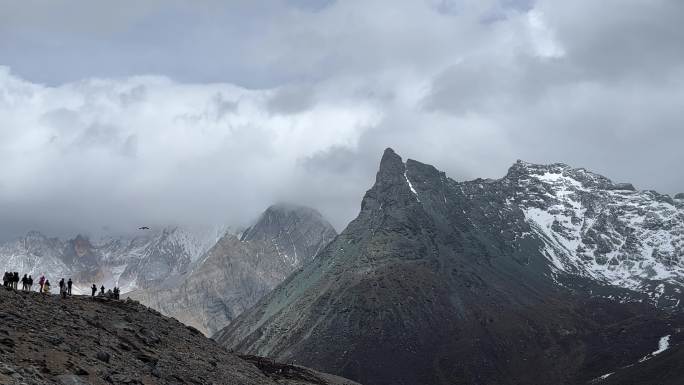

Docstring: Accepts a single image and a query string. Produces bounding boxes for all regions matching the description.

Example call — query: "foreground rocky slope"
[217,149,684,385]
[129,204,337,335]
[0,286,358,385]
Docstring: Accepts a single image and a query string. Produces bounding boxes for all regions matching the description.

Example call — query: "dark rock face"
[129,204,337,336]
[216,149,684,385]
[0,287,359,385]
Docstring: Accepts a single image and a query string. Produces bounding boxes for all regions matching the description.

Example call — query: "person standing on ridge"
[21,274,27,291]
[13,272,19,289]
[28,275,33,292]
[43,280,51,294]
[91,284,97,298]
[58,278,65,294]
[67,278,73,296]
[99,285,105,296]
[39,275,45,292]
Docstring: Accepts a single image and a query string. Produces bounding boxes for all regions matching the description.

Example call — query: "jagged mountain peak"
[371,148,444,193]
[496,159,684,293]
[20,231,59,251]
[360,150,439,212]
[241,203,335,244]
[265,202,320,214]
[376,147,404,178]
[128,203,338,336]
[504,160,659,195]
[217,149,684,385]
[505,159,616,190]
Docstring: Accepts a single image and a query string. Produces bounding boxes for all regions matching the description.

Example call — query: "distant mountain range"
[0,204,337,336]
[0,226,225,293]
[128,204,337,336]
[4,148,684,385]
[216,148,684,385]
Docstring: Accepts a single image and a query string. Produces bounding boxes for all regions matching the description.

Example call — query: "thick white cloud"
[0,67,380,236]
[0,0,683,239]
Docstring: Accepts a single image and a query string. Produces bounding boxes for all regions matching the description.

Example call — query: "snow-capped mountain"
[0,226,224,293]
[128,204,337,336]
[216,149,684,385]
[501,160,683,307]
[0,231,71,283]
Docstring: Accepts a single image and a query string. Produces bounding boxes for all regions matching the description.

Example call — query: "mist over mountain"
[2,147,683,384]
[2,1,684,243]
[128,204,337,336]
[2,2,683,385]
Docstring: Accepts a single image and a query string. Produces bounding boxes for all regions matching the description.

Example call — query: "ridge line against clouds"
[0,0,683,240]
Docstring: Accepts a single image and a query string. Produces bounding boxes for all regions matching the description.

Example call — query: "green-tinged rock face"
[217,148,684,385]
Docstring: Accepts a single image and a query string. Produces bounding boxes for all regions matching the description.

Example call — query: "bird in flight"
[138,226,150,230]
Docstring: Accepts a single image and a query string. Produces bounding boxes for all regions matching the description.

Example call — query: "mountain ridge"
[0,286,360,385]
[128,204,337,336]
[216,148,684,385]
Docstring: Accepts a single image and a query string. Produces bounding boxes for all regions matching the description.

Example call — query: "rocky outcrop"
[129,204,337,336]
[216,149,684,385]
[0,287,359,385]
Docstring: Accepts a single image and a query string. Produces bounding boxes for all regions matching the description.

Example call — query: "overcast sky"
[1,0,683,240]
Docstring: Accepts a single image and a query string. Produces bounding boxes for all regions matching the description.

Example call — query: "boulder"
[96,351,111,363]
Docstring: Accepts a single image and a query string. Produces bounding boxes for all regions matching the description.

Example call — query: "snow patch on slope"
[404,169,420,202]
[515,163,684,295]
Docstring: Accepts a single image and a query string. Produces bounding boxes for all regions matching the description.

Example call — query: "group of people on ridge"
[91,284,120,299]
[3,272,120,300]
[3,271,70,295]
[2,271,22,289]
[3,272,40,292]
